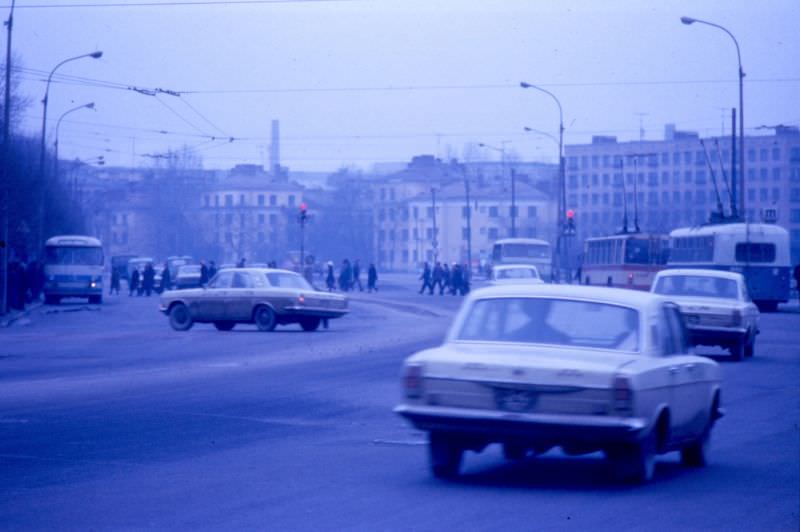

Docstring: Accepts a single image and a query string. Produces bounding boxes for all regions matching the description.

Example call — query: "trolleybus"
[581,232,669,290]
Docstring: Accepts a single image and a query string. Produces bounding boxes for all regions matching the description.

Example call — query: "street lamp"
[520,81,566,279]
[478,141,516,237]
[681,16,744,220]
[54,102,95,181]
[38,50,103,245]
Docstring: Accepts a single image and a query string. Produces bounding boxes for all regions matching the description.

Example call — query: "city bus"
[43,235,104,304]
[668,223,791,311]
[491,238,553,281]
[581,233,669,290]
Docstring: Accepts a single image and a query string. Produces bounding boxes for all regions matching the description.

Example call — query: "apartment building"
[564,125,800,261]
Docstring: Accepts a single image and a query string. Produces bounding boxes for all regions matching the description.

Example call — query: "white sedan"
[651,269,760,361]
[489,264,543,285]
[394,284,723,483]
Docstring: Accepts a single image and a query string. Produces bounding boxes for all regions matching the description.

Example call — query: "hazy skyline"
[6,0,800,171]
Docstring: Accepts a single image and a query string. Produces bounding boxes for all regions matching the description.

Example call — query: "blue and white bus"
[491,238,553,281]
[43,235,104,305]
[667,223,791,311]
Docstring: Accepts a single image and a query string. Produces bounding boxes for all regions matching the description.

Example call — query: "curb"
[0,301,44,328]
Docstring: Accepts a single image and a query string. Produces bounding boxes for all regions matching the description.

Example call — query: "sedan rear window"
[264,272,312,290]
[457,297,640,351]
[653,275,738,299]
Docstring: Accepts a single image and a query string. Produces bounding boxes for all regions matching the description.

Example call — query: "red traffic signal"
[566,209,575,219]
[300,202,307,212]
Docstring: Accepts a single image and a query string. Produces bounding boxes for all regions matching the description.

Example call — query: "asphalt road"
[1,281,798,531]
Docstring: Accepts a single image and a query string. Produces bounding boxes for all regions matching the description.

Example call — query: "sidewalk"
[0,300,43,328]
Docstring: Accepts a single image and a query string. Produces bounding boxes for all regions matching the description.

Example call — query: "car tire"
[299,317,321,332]
[429,432,463,479]
[744,332,755,358]
[213,321,236,331]
[730,339,745,361]
[681,427,711,468]
[610,430,656,484]
[168,303,193,331]
[254,305,277,332]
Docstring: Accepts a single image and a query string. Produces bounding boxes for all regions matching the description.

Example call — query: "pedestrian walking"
[419,262,433,295]
[367,263,378,292]
[339,259,352,291]
[432,262,444,295]
[110,268,121,295]
[352,260,364,291]
[326,261,336,292]
[441,263,451,295]
[129,268,140,296]
[160,265,171,293]
[237,257,247,268]
[450,263,463,295]
[8,259,26,310]
[142,263,155,296]
[200,260,209,286]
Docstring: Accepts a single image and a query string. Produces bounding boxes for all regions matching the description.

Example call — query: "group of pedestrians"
[418,261,470,296]
[325,259,379,293]
[5,259,44,310]
[126,263,157,296]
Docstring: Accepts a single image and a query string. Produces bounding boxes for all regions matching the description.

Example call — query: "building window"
[269,214,277,224]
[684,151,691,165]
[462,228,469,239]
[258,213,265,225]
[270,195,277,206]
[489,206,498,218]
[603,173,610,185]
[427,207,434,218]
[425,228,433,239]
[258,194,265,206]
[225,232,232,243]
[527,206,537,218]
[772,147,781,161]
[288,195,296,206]
[215,195,220,207]
[240,194,245,206]
[684,171,692,183]
[760,168,768,181]
[225,213,233,225]
[760,188,768,201]
[204,195,210,207]
[760,148,768,161]
[225,194,233,207]
[695,170,706,184]
[257,232,264,242]
[592,174,599,186]
[791,209,800,223]
[461,206,469,218]
[488,228,499,240]
[747,149,756,162]
[402,229,409,241]
[773,168,781,181]
[672,152,680,165]
[602,193,609,205]
[772,188,780,202]
[568,175,578,189]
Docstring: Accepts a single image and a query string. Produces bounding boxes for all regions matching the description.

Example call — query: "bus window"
[45,246,103,265]
[735,242,776,263]
[624,239,650,264]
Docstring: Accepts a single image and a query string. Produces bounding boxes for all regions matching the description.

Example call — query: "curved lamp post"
[54,102,95,181]
[520,81,566,279]
[37,51,102,244]
[681,16,744,219]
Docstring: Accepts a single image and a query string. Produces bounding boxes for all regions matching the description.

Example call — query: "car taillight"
[732,309,742,327]
[613,374,633,414]
[627,273,633,285]
[297,294,305,305]
[404,364,424,399]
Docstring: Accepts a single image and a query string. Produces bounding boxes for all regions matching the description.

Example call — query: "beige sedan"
[159,268,348,332]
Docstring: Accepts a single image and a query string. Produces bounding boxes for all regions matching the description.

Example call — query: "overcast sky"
[6,0,800,172]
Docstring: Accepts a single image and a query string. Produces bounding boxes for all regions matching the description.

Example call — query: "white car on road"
[489,264,544,285]
[395,284,723,483]
[651,269,760,361]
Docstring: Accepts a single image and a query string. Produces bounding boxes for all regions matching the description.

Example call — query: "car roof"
[219,267,300,275]
[469,283,665,311]
[493,264,538,270]
[656,268,743,281]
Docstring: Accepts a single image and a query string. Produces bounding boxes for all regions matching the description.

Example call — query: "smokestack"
[270,119,280,177]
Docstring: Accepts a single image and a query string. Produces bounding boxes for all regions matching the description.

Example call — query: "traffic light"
[566,209,576,234]
[299,202,308,223]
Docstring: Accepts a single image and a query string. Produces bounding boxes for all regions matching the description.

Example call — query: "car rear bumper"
[284,306,348,319]
[394,404,647,445]
[688,326,748,346]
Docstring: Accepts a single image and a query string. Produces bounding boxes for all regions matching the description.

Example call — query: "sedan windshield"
[45,246,103,266]
[457,297,640,351]
[653,275,738,300]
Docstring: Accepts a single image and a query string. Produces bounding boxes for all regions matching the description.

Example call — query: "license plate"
[495,388,538,412]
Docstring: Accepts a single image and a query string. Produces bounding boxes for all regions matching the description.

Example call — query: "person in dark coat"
[367,263,378,292]
[432,262,444,295]
[460,263,471,295]
[25,260,43,302]
[142,263,155,296]
[129,268,140,296]
[441,263,451,295]
[794,263,800,304]
[200,260,209,286]
[9,260,26,310]
[419,262,433,294]
[352,260,363,291]
[325,261,335,291]
[450,263,463,295]
[110,268,121,295]
[160,265,171,293]
[338,259,352,291]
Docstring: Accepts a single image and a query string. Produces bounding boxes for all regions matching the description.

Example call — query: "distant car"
[394,284,723,483]
[651,269,760,361]
[174,264,203,290]
[159,268,348,332]
[489,264,543,285]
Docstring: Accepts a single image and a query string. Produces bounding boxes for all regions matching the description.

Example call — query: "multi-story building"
[373,155,557,271]
[565,125,800,261]
[198,164,305,265]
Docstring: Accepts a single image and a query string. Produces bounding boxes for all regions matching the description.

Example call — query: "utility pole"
[510,168,517,237]
[430,187,438,262]
[1,0,15,316]
[463,166,472,270]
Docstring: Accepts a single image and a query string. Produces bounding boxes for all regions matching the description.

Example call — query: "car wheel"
[730,339,745,361]
[213,321,236,331]
[299,317,321,332]
[681,426,711,468]
[429,432,463,479]
[254,305,277,332]
[168,303,194,331]
[610,430,656,484]
[744,332,755,358]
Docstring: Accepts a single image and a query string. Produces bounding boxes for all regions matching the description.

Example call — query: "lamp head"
[520,81,531,88]
[523,127,532,132]
[680,16,696,25]
[86,102,95,109]
[90,51,103,59]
